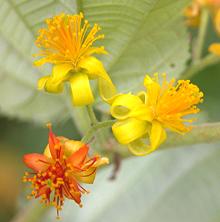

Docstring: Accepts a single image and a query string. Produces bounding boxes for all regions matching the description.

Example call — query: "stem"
[162,122,220,148]
[181,53,220,79]
[86,105,98,125]
[194,9,209,63]
[115,122,220,158]
[81,120,115,143]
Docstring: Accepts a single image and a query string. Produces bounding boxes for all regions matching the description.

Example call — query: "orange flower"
[22,124,108,218]
[184,1,201,27]
[184,0,220,27]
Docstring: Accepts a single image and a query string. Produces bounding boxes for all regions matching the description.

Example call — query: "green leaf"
[43,143,220,222]
[0,0,77,122]
[0,0,190,123]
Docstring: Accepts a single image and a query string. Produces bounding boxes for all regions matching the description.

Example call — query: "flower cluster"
[22,12,204,217]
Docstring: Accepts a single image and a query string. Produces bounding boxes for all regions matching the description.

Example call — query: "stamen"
[35,13,106,67]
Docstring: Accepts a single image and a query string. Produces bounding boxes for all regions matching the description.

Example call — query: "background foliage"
[0,0,220,222]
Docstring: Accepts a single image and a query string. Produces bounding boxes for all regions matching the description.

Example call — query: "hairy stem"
[86,105,98,125]
[116,122,220,157]
[81,120,115,143]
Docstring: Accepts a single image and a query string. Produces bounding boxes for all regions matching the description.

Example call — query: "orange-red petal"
[67,144,89,167]
[63,181,82,204]
[23,153,50,172]
[47,124,63,160]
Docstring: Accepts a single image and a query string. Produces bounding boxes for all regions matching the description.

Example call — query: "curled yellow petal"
[128,121,167,156]
[110,93,153,121]
[70,72,94,106]
[51,64,73,80]
[79,56,117,103]
[150,121,167,150]
[110,94,143,119]
[37,64,73,93]
[112,118,149,144]
[38,76,50,90]
[38,76,64,93]
[136,91,148,104]
[128,138,153,156]
[209,43,220,55]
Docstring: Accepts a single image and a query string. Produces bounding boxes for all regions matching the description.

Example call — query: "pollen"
[34,13,107,68]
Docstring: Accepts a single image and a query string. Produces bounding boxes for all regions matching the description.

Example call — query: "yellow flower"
[110,74,203,156]
[34,13,116,106]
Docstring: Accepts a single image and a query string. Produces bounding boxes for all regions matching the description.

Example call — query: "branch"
[116,122,220,158]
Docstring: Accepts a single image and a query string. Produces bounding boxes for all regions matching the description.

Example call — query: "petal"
[209,43,220,56]
[67,145,89,167]
[75,168,97,184]
[128,121,166,156]
[128,138,154,156]
[51,64,73,80]
[23,153,50,172]
[38,64,73,93]
[69,72,94,106]
[47,124,63,160]
[42,76,64,93]
[36,185,51,199]
[136,91,148,104]
[93,157,109,167]
[110,94,144,120]
[63,140,85,157]
[44,137,84,159]
[110,93,153,121]
[150,121,167,149]
[79,56,117,103]
[112,118,149,144]
[144,75,161,107]
[63,181,81,204]
[38,76,50,90]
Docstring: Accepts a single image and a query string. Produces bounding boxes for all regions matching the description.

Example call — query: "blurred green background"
[1,0,220,222]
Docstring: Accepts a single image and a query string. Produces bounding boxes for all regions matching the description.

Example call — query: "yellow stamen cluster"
[146,74,203,133]
[35,13,106,68]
